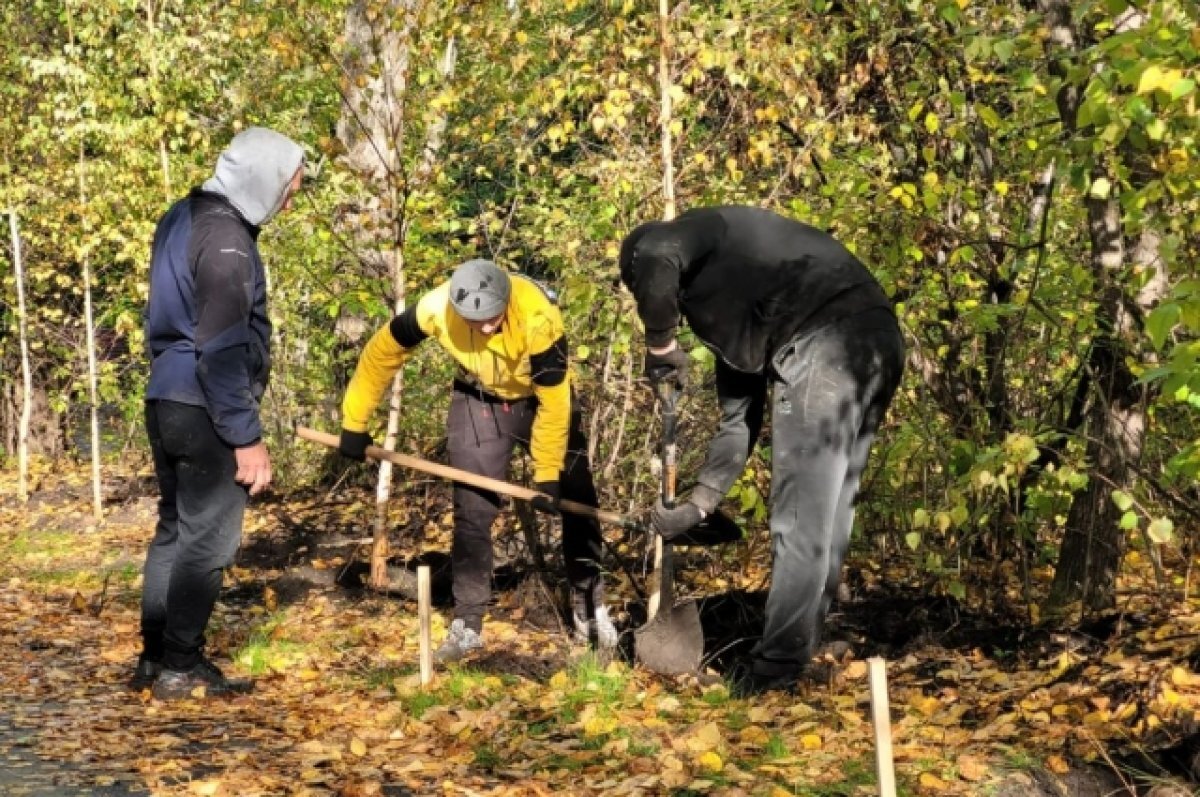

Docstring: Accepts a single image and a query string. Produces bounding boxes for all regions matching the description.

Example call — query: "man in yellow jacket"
[338,259,617,662]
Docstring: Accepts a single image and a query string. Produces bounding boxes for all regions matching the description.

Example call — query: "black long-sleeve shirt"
[618,205,892,375]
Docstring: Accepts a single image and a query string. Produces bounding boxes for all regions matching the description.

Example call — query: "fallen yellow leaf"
[956,754,988,782]
[695,750,723,773]
[1171,667,1200,689]
[844,660,868,680]
[685,722,723,753]
[919,771,948,791]
[1047,755,1070,774]
[349,737,367,757]
[800,734,822,750]
[739,725,770,746]
[912,695,941,717]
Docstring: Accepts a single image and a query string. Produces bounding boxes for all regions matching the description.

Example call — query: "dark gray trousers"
[702,309,904,678]
[141,400,246,671]
[446,385,604,631]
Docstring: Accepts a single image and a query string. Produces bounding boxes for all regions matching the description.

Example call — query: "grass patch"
[473,744,501,771]
[5,530,78,560]
[723,706,749,731]
[439,667,509,709]
[526,719,553,738]
[540,753,588,772]
[559,652,629,712]
[628,739,659,757]
[25,568,97,589]
[397,688,439,720]
[234,615,308,675]
[770,756,897,797]
[764,732,788,760]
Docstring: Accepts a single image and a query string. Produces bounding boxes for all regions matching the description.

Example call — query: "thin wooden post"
[868,656,897,797]
[417,565,432,687]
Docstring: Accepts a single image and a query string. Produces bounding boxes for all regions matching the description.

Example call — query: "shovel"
[297,426,654,606]
[633,383,704,675]
[296,426,643,531]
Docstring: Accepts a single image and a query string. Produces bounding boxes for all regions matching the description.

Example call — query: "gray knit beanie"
[449,259,511,321]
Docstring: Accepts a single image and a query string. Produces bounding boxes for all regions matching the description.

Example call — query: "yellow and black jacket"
[341,275,571,482]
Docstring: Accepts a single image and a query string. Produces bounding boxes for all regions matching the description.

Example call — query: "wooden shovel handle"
[296,426,640,530]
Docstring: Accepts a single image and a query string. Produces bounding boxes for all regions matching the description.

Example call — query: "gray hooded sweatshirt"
[202,126,305,226]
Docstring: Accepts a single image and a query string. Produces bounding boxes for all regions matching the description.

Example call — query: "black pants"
[703,309,904,679]
[446,384,605,631]
[141,400,246,671]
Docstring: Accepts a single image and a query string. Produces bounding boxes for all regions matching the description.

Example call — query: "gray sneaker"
[434,619,483,664]
[573,605,619,649]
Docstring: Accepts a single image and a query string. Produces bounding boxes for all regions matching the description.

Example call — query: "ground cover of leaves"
[1,461,1198,797]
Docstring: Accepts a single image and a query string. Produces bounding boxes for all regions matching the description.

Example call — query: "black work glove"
[651,498,705,541]
[338,429,373,462]
[531,480,561,515]
[644,345,689,389]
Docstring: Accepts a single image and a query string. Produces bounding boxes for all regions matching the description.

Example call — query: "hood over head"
[202,127,304,226]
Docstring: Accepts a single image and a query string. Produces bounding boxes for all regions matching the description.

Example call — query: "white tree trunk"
[658,0,676,222]
[370,35,460,588]
[9,210,33,502]
[144,0,171,201]
[78,143,104,523]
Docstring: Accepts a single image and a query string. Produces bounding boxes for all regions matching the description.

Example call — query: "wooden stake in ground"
[868,656,897,797]
[417,565,432,687]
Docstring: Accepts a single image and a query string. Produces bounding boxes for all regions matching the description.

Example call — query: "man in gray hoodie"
[136,127,304,700]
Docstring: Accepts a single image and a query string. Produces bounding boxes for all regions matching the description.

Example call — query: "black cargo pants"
[141,400,247,671]
[446,382,605,631]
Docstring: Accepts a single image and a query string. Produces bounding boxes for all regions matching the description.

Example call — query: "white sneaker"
[573,606,619,649]
[434,619,484,663]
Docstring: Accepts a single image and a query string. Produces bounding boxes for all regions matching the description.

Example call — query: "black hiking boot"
[152,657,253,700]
[128,657,162,691]
[727,659,801,698]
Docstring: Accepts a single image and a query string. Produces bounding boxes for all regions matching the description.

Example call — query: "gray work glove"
[651,498,704,541]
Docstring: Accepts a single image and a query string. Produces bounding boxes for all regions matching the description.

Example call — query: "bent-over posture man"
[338,259,617,662]
[619,205,904,694]
[137,127,305,699]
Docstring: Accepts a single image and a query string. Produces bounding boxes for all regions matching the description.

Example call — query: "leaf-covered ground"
[2,462,1199,797]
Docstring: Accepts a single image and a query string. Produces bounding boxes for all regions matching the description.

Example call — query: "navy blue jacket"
[144,189,272,447]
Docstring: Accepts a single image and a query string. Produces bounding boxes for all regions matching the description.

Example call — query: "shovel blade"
[634,600,703,675]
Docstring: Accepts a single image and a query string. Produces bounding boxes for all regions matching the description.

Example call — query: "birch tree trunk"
[338,2,456,588]
[338,0,411,588]
[1039,2,1165,614]
[78,142,104,523]
[9,210,32,502]
[143,0,171,201]
[368,36,458,589]
[67,3,103,523]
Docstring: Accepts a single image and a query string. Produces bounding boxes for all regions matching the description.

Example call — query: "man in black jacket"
[135,127,305,700]
[619,206,905,694]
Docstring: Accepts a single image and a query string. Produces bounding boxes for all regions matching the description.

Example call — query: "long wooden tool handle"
[297,426,641,530]
[648,382,680,621]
